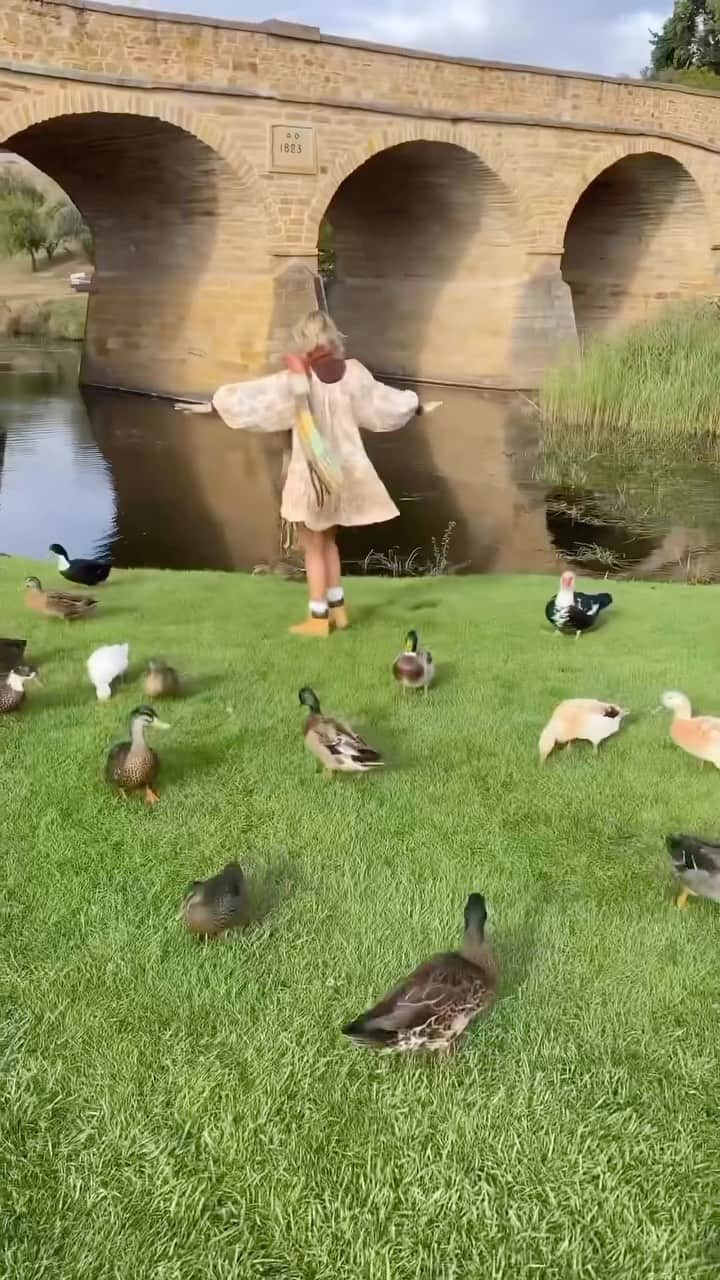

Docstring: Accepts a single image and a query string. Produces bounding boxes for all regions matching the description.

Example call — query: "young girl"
[184,312,438,636]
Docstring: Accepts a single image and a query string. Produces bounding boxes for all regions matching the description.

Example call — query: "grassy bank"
[0,251,88,341]
[541,302,720,448]
[3,562,720,1277]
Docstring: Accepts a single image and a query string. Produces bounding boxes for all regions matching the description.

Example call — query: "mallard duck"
[342,893,497,1053]
[105,705,170,804]
[545,571,613,637]
[0,664,40,713]
[661,691,720,768]
[24,576,97,622]
[180,862,248,938]
[298,686,383,775]
[666,834,720,909]
[392,629,435,694]
[49,542,111,586]
[539,698,628,761]
[143,659,181,699]
[87,643,129,701]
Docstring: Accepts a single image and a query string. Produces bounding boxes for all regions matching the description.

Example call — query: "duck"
[87,643,129,701]
[0,664,40,713]
[49,542,111,586]
[180,862,249,938]
[666,834,720,910]
[539,698,628,761]
[24,576,98,622]
[143,659,181,699]
[545,570,613,636]
[392,629,435,693]
[298,686,383,775]
[105,705,170,804]
[342,893,497,1053]
[661,691,720,768]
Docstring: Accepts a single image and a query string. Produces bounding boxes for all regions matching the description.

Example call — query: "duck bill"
[154,720,171,730]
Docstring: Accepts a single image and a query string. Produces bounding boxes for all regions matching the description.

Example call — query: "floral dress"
[212,358,419,531]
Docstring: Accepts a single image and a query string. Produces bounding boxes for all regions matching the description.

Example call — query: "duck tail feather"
[595,593,613,609]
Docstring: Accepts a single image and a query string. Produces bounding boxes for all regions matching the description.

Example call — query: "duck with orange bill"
[539,698,628,762]
[545,570,613,636]
[661,691,720,769]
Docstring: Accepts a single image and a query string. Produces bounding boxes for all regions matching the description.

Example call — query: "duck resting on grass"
[539,698,628,761]
[24,576,98,622]
[0,664,40,713]
[49,542,111,586]
[144,659,181,699]
[180,862,249,938]
[661,691,720,769]
[666,834,720,910]
[545,570,613,637]
[105,705,170,804]
[298,686,383,776]
[392,629,435,694]
[342,893,497,1053]
[87,643,129,701]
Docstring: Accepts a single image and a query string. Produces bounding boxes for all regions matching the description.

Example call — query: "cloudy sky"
[115,0,669,77]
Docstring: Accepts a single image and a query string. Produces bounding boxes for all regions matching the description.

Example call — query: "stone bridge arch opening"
[321,141,518,384]
[561,151,713,343]
[2,110,274,395]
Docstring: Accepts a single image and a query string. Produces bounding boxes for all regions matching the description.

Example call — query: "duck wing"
[105,741,130,782]
[313,715,383,768]
[342,952,491,1048]
[575,589,613,612]
[666,834,720,875]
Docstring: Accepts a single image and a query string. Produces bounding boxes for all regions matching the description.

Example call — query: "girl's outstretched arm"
[176,371,295,432]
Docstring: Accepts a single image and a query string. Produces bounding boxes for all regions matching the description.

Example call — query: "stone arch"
[312,127,521,382]
[0,90,282,395]
[559,146,714,341]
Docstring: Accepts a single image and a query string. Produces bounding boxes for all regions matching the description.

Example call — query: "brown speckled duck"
[24,576,97,621]
[0,664,40,713]
[180,862,248,938]
[342,893,498,1053]
[105,705,170,804]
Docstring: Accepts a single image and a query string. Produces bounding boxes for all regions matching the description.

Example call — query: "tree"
[0,180,92,270]
[649,0,720,77]
[0,194,47,271]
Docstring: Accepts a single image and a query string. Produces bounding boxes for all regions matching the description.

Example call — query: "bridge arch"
[560,146,714,341]
[0,91,281,395]
[313,127,520,383]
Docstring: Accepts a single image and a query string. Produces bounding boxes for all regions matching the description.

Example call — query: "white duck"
[87,643,129,701]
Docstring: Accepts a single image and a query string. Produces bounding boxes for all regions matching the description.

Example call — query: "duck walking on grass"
[392,629,435,694]
[661,691,720,769]
[49,542,111,586]
[545,570,613,637]
[299,686,383,776]
[87,644,129,701]
[342,893,497,1053]
[24,576,98,622]
[180,862,248,938]
[0,664,40,713]
[666,834,720,910]
[144,659,181,699]
[105,705,170,805]
[539,698,628,762]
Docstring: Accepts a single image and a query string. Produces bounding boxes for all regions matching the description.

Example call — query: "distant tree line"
[0,173,92,272]
[648,1,720,86]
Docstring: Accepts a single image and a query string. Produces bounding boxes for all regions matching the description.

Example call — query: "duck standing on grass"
[545,570,613,637]
[24,577,98,622]
[180,863,248,939]
[392,629,435,694]
[661,691,720,768]
[666,834,720,909]
[342,894,497,1053]
[87,644,129,701]
[49,543,111,586]
[0,664,40,713]
[144,659,181,699]
[299,686,383,776]
[105,705,170,805]
[539,698,628,761]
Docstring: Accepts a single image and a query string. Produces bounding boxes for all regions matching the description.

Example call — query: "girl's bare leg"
[289,526,331,636]
[324,527,350,629]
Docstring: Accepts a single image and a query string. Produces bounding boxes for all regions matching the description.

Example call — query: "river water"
[1,340,720,581]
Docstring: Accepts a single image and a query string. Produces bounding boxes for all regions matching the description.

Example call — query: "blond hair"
[292,310,345,357]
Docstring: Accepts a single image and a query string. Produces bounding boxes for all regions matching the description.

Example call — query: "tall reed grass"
[541,302,720,449]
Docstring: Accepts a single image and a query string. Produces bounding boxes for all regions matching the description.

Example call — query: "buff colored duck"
[24,576,97,622]
[144,659,181,699]
[539,698,628,761]
[661,691,720,768]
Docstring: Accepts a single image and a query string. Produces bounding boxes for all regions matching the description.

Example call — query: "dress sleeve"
[212,370,295,433]
[348,360,420,432]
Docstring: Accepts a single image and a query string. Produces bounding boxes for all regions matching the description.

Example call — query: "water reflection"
[1,339,720,581]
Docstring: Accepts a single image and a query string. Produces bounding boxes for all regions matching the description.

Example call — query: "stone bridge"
[3,0,720,396]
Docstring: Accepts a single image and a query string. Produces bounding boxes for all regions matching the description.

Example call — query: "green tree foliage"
[0,174,92,271]
[650,0,720,77]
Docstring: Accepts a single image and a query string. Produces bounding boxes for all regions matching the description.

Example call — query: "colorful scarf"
[285,350,343,508]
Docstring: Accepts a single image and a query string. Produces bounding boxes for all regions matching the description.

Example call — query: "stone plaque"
[270,125,317,174]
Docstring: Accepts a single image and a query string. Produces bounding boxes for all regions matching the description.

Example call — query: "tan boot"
[329,604,350,630]
[289,615,331,637]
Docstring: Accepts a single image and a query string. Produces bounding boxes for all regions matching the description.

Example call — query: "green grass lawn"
[3,561,720,1278]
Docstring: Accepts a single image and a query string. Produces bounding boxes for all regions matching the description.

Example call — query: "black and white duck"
[666,834,720,910]
[545,570,613,637]
[180,862,249,938]
[49,543,111,587]
[0,664,40,714]
[342,894,498,1053]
